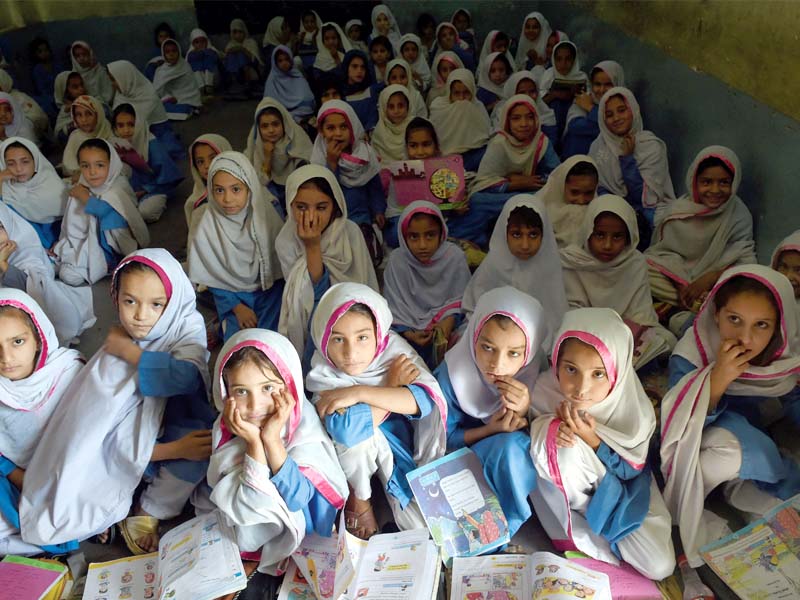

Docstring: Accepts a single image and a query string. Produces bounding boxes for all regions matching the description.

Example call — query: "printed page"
[334,511,369,600]
[529,552,611,600]
[81,553,159,600]
[278,561,318,600]
[293,533,339,600]
[0,556,66,600]
[450,554,531,600]
[764,493,800,555]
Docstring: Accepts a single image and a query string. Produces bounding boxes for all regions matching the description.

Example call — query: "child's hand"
[70,171,81,184]
[0,168,15,184]
[574,91,594,112]
[434,315,456,341]
[174,430,213,461]
[70,183,91,204]
[223,398,262,446]
[559,402,601,450]
[680,271,717,310]
[0,239,17,270]
[386,354,419,387]
[620,133,636,156]
[403,330,434,347]
[493,375,530,416]
[104,325,142,365]
[296,208,325,247]
[527,48,538,61]
[262,140,275,156]
[555,420,575,447]
[232,303,258,329]
[260,389,295,444]
[316,386,363,417]
[325,138,346,169]
[711,339,753,392]
[487,407,528,435]
[373,213,386,229]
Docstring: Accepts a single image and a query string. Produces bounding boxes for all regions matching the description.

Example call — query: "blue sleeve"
[667,354,696,390]
[366,173,386,217]
[406,384,434,420]
[138,351,205,397]
[535,143,561,178]
[148,139,184,189]
[542,124,559,147]
[85,196,128,231]
[270,455,317,511]
[435,363,470,451]
[567,106,600,136]
[476,87,496,106]
[0,456,17,477]
[324,402,374,447]
[619,155,645,210]
[209,287,243,315]
[596,442,644,481]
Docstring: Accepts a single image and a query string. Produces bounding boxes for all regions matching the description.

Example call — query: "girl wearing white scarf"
[152,39,202,119]
[515,12,553,71]
[62,94,113,174]
[107,60,170,127]
[69,41,114,104]
[529,308,675,579]
[208,329,347,574]
[224,18,264,83]
[313,23,352,75]
[385,58,428,118]
[370,4,402,49]
[560,195,676,368]
[53,138,149,286]
[645,146,755,310]
[491,71,557,142]
[187,151,284,342]
[398,34,431,92]
[426,51,464,109]
[298,10,323,68]
[462,194,568,348]
[477,32,515,79]
[431,23,474,72]
[660,266,800,568]
[183,133,231,228]
[306,282,447,538]
[476,51,515,114]
[436,286,546,538]
[370,85,413,163]
[0,289,84,556]
[275,165,378,359]
[0,93,37,146]
[53,71,83,141]
[0,70,49,144]
[0,202,95,344]
[539,41,589,96]
[771,231,800,316]
[186,28,222,92]
[261,16,290,52]
[0,136,67,248]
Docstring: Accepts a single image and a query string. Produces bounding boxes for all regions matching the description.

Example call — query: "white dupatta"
[183,133,231,228]
[370,84,413,162]
[429,69,490,156]
[0,137,67,223]
[69,41,113,104]
[771,231,800,316]
[107,60,169,126]
[152,39,202,107]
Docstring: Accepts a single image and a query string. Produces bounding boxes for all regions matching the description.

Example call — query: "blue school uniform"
[4,205,61,249]
[187,48,220,81]
[392,315,464,371]
[210,280,286,342]
[127,138,184,199]
[297,41,318,72]
[85,195,130,270]
[476,87,500,111]
[335,170,386,227]
[561,105,599,159]
[32,63,60,119]
[149,121,185,161]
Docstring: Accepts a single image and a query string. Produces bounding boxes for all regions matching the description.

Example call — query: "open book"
[389,155,466,209]
[451,553,612,600]
[700,493,800,599]
[81,511,246,600]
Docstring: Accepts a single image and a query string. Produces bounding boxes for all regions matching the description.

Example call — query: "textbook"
[450,553,612,600]
[569,556,662,599]
[407,447,510,565]
[390,155,466,209]
[0,555,68,600]
[700,493,800,600]
[81,511,246,600]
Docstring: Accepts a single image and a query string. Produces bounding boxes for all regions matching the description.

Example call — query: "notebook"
[390,155,466,209]
[0,555,68,600]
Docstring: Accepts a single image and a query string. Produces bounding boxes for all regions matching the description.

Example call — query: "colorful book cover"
[390,155,465,209]
[0,555,67,600]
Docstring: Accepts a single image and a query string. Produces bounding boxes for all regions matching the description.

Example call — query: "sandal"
[344,502,379,540]
[119,515,160,555]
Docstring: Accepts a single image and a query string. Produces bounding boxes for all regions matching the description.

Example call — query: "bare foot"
[135,532,159,553]
[344,491,379,540]
[95,528,111,544]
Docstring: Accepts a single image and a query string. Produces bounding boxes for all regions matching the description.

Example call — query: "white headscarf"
[431,23,469,63]
[445,286,546,421]
[187,151,283,293]
[152,39,201,107]
[110,102,153,163]
[20,248,210,545]
[477,33,515,78]
[262,16,287,48]
[0,137,67,223]
[62,95,113,173]
[53,71,77,136]
[588,87,675,209]
[462,194,568,347]
[383,201,471,331]
[107,60,169,126]
[539,41,588,94]
[477,51,515,101]
[69,41,114,104]
[492,70,555,131]
[226,19,264,65]
[313,23,352,72]
[310,100,380,188]
[371,85,413,163]
[660,265,800,566]
[384,58,428,118]
[426,51,464,108]
[183,133,232,227]
[0,93,35,144]
[0,70,48,142]
[644,146,755,285]
[771,231,800,315]
[299,11,322,45]
[0,289,83,468]
[263,45,315,121]
[370,5,401,49]
[306,282,447,466]
[429,69,491,156]
[515,12,552,70]
[397,34,431,91]
[275,165,378,354]
[208,329,347,573]
[187,28,222,58]
[565,60,625,130]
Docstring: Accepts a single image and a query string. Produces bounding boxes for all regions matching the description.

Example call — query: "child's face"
[347,25,362,41]
[321,113,350,145]
[516,78,538,100]
[438,61,455,83]
[493,39,509,55]
[0,311,38,381]
[603,95,633,136]
[292,184,335,233]
[192,143,217,182]
[474,317,527,380]
[321,87,341,103]
[714,291,777,359]
[453,12,469,32]
[347,57,366,84]
[588,212,628,262]
[0,103,13,126]
[303,14,318,32]
[370,44,389,66]
[375,13,390,34]
[114,112,136,140]
[385,92,408,125]
[553,47,575,76]
[72,45,91,68]
[163,42,180,65]
[157,30,171,47]
[258,111,284,144]
[66,75,86,100]
[192,37,208,51]
[695,165,733,209]
[117,269,168,340]
[405,214,442,263]
[275,51,292,72]
[78,147,110,188]
[545,34,558,61]
[591,70,613,101]
[449,81,471,102]
[73,105,97,133]
[557,338,611,410]
[3,146,35,183]
[506,222,542,260]
[226,359,286,428]
[507,103,536,141]
[438,27,456,50]
[323,30,340,51]
[212,170,249,215]
[232,28,246,43]
[406,128,437,159]
[327,310,377,376]
[388,66,408,86]
[489,58,509,85]
[401,42,418,64]
[564,174,597,205]
[524,18,542,42]
[776,250,800,298]
[35,43,51,63]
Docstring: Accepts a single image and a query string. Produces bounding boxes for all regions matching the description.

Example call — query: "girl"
[370,5,401,48]
[53,138,149,286]
[208,329,347,578]
[0,202,95,344]
[529,308,676,580]
[560,195,677,368]
[345,19,368,54]
[244,98,313,217]
[186,28,221,96]
[0,93,36,146]
[515,12,552,70]
[436,286,545,539]
[416,13,437,56]
[0,137,67,249]
[398,33,431,92]
[660,265,800,569]
[492,71,557,145]
[0,289,84,556]
[275,165,378,362]
[589,87,675,236]
[307,282,447,539]
[469,94,560,224]
[426,51,464,108]
[368,36,394,85]
[183,133,231,228]
[297,10,322,70]
[385,58,427,118]
[431,23,474,72]
[223,19,263,97]
[0,70,49,143]
[645,146,754,325]
[429,69,490,172]
[371,85,412,163]
[540,41,589,142]
[341,50,380,132]
[450,8,477,55]
[53,71,87,142]
[477,31,515,75]
[20,249,215,553]
[535,155,599,248]
[62,95,113,176]
[187,152,284,342]
[563,61,625,159]
[312,23,352,79]
[144,22,175,81]
[69,40,113,104]
[261,16,292,70]
[476,51,514,114]
[111,103,183,223]
[152,39,202,120]
[263,46,315,124]
[462,195,568,346]
[772,231,800,312]
[383,201,471,369]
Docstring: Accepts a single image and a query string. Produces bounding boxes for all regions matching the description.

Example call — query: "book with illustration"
[390,155,466,209]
